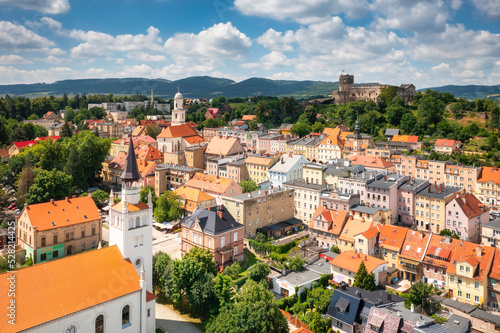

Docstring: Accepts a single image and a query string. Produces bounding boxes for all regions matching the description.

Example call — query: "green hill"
[419,84,500,101]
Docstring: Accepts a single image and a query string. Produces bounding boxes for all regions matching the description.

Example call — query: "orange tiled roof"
[478,167,500,184]
[338,217,377,243]
[340,131,354,140]
[291,329,314,333]
[112,201,149,212]
[378,225,408,252]
[400,230,431,262]
[0,148,9,158]
[423,234,457,269]
[330,250,386,274]
[435,139,460,147]
[309,207,349,236]
[185,173,239,195]
[0,246,141,333]
[132,125,146,136]
[157,124,198,138]
[361,226,380,240]
[490,249,500,280]
[24,196,99,231]
[452,192,488,219]
[447,242,494,281]
[135,145,164,161]
[183,135,206,145]
[245,155,277,166]
[206,136,241,156]
[392,135,419,143]
[242,115,257,121]
[174,186,215,203]
[349,155,394,169]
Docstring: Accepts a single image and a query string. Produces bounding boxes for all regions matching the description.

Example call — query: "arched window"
[122,305,130,327]
[142,216,147,226]
[135,216,140,228]
[129,218,134,229]
[65,325,76,333]
[95,314,104,333]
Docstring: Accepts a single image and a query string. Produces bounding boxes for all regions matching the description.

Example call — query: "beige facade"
[480,221,500,249]
[221,187,294,238]
[283,181,327,223]
[154,164,201,196]
[303,163,325,185]
[185,146,206,169]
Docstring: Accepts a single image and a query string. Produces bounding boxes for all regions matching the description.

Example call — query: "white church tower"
[171,87,186,126]
[109,135,153,292]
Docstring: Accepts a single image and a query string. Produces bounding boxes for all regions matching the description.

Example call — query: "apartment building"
[245,153,280,184]
[303,163,326,185]
[477,167,500,209]
[397,178,429,226]
[364,173,407,224]
[268,154,308,187]
[16,196,101,264]
[337,171,384,204]
[309,207,349,249]
[415,184,463,234]
[221,187,294,238]
[398,230,431,282]
[445,192,489,242]
[319,191,360,212]
[283,180,327,223]
[487,249,500,311]
[480,219,500,250]
[376,225,408,269]
[154,164,201,196]
[435,139,461,154]
[324,159,365,186]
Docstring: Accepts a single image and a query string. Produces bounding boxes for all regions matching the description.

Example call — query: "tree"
[16,158,35,206]
[213,273,234,309]
[353,261,376,291]
[255,101,268,122]
[408,281,434,310]
[64,107,76,123]
[91,190,109,208]
[400,113,417,134]
[140,185,157,207]
[439,229,452,236]
[239,180,259,193]
[145,125,161,139]
[223,261,241,280]
[287,255,305,272]
[25,170,73,204]
[386,105,407,126]
[312,121,325,133]
[205,280,288,333]
[330,245,340,254]
[154,191,183,222]
[60,122,73,138]
[304,105,317,124]
[153,251,171,295]
[63,144,87,192]
[291,122,312,138]
[248,262,270,283]
[72,131,111,187]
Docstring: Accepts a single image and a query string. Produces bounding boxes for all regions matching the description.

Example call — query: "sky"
[0,0,499,89]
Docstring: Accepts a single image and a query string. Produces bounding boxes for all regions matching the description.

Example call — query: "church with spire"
[156,88,206,168]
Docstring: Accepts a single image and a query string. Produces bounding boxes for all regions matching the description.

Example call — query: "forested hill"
[1,76,499,100]
[419,84,500,101]
[0,76,339,99]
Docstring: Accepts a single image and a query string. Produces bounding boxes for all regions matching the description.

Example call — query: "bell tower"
[171,87,186,126]
[108,134,153,291]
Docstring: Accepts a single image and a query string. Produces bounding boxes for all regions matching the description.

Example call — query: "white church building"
[1,136,157,333]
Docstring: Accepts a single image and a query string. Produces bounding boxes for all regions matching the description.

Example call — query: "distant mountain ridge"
[0,76,498,100]
[418,84,500,101]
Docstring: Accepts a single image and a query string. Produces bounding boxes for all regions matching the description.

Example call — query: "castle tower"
[339,74,354,92]
[171,87,186,126]
[108,134,153,292]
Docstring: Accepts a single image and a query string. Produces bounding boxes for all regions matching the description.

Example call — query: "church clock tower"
[171,88,186,126]
[109,135,153,292]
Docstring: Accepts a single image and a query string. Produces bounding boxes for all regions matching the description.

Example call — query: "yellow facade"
[447,260,486,306]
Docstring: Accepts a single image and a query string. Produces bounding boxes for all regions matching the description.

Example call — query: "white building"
[0,245,156,333]
[268,154,308,188]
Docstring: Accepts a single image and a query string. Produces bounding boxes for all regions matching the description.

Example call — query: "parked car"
[8,203,16,210]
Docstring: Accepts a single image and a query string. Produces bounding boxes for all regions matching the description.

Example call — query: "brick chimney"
[281,157,284,164]
[217,205,223,219]
[50,199,55,205]
[428,184,431,192]
[65,197,69,202]
[477,246,482,257]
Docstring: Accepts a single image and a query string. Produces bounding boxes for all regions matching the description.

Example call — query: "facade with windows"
[283,180,327,223]
[221,187,294,238]
[445,192,489,243]
[16,196,102,264]
[0,246,156,333]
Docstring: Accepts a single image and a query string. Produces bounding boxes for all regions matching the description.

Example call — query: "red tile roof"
[435,139,460,147]
[309,206,349,236]
[183,135,206,145]
[0,246,141,333]
[451,192,488,219]
[0,148,9,158]
[330,250,386,274]
[377,225,408,252]
[157,124,198,138]
[349,155,394,169]
[400,230,431,262]
[392,135,419,143]
[478,167,500,185]
[24,196,99,231]
[490,249,500,280]
[11,140,37,149]
[447,242,494,282]
[242,115,257,121]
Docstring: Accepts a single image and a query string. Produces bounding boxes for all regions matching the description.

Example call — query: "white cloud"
[126,52,167,62]
[471,0,500,20]
[0,0,70,14]
[40,17,63,30]
[0,21,55,52]
[0,54,33,64]
[431,63,450,70]
[256,29,295,52]
[0,66,114,84]
[164,22,252,61]
[241,51,293,70]
[69,26,163,58]
[234,0,368,24]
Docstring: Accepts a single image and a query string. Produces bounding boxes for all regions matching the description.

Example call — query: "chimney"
[477,246,482,257]
[434,181,437,193]
[65,197,69,202]
[217,210,224,219]
[50,199,55,205]
[428,184,431,192]
[289,153,292,158]
[73,195,76,198]
[441,183,444,192]
[281,157,284,164]
[384,175,387,181]
[420,232,424,239]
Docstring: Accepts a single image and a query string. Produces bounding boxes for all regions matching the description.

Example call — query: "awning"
[333,274,345,283]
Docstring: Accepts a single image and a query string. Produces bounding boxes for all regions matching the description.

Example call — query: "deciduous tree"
[239,180,259,193]
[25,170,73,204]
[154,191,183,222]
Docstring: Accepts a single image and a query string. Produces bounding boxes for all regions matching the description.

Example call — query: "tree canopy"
[353,261,376,292]
[154,191,183,222]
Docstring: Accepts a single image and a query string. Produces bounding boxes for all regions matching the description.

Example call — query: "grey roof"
[375,141,411,148]
[261,218,302,232]
[336,297,350,312]
[269,154,307,174]
[278,269,321,287]
[340,170,384,182]
[227,159,246,166]
[350,204,390,214]
[398,178,428,191]
[442,314,470,333]
[226,187,290,201]
[305,258,332,275]
[155,164,202,173]
[283,180,327,190]
[414,323,459,333]
[416,185,463,200]
[325,163,365,176]
[326,288,362,326]
[379,303,433,324]
[321,251,339,259]
[482,219,500,230]
[121,134,141,181]
[385,128,400,136]
[304,163,327,171]
[181,206,243,236]
[366,174,405,190]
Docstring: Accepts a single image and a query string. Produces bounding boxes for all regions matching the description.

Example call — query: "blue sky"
[0,0,499,89]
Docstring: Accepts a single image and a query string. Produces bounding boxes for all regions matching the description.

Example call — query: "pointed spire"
[121,133,141,182]
[109,189,114,205]
[147,189,153,207]
[354,112,362,140]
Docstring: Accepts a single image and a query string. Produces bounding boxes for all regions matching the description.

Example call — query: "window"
[466,293,471,301]
[122,305,130,327]
[41,237,46,247]
[81,229,85,238]
[460,265,464,272]
[53,250,59,258]
[475,282,479,289]
[457,290,462,298]
[95,314,104,333]
[450,275,455,282]
[92,226,96,235]
[221,236,225,248]
[234,247,238,256]
[65,325,76,333]
[234,232,238,242]
[53,234,58,244]
[466,267,470,273]
[208,238,211,247]
[41,253,47,261]
[475,295,480,303]
[81,242,86,251]
[458,277,462,284]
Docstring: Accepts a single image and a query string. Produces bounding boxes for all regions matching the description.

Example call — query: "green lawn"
[238,249,261,277]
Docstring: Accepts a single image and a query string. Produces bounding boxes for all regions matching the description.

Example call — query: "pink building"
[446,192,489,242]
[181,205,244,269]
[397,178,429,227]
[364,174,407,224]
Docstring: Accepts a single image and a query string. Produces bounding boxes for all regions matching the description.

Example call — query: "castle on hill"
[332,74,415,104]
